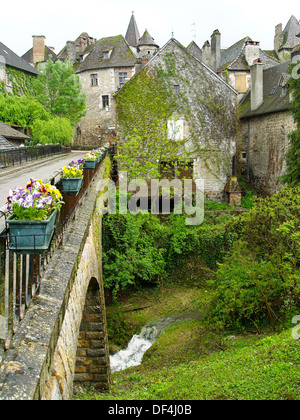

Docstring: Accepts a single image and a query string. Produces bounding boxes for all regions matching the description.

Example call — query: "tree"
[282,58,300,186]
[33,59,86,126]
[31,117,74,146]
[0,94,49,130]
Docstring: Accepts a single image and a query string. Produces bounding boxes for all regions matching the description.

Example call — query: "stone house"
[22,36,58,68]
[0,42,38,93]
[57,33,96,67]
[115,38,238,200]
[238,52,299,195]
[274,15,300,61]
[74,35,138,148]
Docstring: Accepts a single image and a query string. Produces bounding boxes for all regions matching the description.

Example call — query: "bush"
[31,117,74,145]
[207,187,300,331]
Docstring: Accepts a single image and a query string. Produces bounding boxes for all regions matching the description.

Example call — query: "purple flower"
[44,195,53,205]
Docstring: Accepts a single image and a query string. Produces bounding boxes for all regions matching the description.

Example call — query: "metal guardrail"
[0,144,65,170]
[0,149,109,362]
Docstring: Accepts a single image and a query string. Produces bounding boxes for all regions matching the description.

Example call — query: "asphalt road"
[0,151,86,223]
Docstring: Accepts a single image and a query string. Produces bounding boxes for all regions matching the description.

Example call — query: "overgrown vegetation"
[281,59,300,186]
[0,58,86,145]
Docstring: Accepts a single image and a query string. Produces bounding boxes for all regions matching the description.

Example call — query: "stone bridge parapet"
[0,161,111,400]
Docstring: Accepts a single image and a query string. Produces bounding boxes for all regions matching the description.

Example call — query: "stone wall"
[0,164,111,400]
[238,111,296,195]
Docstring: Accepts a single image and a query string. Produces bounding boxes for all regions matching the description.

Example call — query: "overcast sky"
[1,0,299,57]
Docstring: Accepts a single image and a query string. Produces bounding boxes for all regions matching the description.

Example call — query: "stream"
[110,311,203,373]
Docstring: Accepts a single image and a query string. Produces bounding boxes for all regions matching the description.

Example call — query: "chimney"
[202,40,211,67]
[245,40,260,66]
[250,59,264,111]
[32,35,46,64]
[274,23,283,53]
[211,29,221,72]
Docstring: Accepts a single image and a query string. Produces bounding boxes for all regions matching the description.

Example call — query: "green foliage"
[33,58,86,126]
[31,117,74,145]
[282,61,300,186]
[207,187,300,331]
[0,93,49,130]
[102,208,234,298]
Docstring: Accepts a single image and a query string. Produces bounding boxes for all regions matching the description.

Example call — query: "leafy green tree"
[31,117,74,145]
[282,59,300,186]
[0,94,49,130]
[33,58,86,126]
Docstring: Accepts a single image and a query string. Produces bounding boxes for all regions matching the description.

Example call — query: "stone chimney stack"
[211,29,221,72]
[250,59,264,111]
[202,40,211,67]
[32,35,46,64]
[245,40,260,66]
[274,23,284,53]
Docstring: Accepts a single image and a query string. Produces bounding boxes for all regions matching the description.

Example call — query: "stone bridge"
[0,156,112,400]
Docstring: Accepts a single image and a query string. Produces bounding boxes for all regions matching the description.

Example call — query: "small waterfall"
[110,311,203,373]
[110,325,158,373]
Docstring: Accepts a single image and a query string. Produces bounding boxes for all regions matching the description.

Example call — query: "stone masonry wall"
[0,164,111,400]
[238,111,296,195]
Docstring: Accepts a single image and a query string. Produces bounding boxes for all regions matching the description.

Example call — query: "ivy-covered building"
[115,38,238,201]
[0,42,38,94]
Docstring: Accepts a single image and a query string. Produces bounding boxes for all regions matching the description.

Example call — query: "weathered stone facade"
[116,38,238,201]
[238,111,296,195]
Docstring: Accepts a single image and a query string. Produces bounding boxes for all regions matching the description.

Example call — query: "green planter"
[85,160,97,169]
[61,178,83,195]
[7,210,58,255]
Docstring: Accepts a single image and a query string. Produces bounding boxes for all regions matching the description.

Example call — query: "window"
[281,85,288,97]
[91,74,98,86]
[6,73,12,87]
[102,95,109,109]
[103,51,111,59]
[168,119,184,140]
[119,72,128,88]
[235,74,247,93]
[174,85,180,95]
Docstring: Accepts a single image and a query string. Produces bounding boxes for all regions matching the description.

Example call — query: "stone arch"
[74,277,111,392]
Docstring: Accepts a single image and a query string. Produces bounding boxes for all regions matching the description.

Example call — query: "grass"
[74,280,300,401]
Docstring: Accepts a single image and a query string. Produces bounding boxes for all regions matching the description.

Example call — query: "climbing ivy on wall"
[116,46,238,182]
[6,67,36,96]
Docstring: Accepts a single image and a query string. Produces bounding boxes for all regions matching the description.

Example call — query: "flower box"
[7,210,58,254]
[85,160,97,169]
[6,179,63,254]
[61,178,83,195]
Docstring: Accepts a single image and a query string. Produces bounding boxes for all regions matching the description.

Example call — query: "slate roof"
[239,61,291,118]
[21,46,58,64]
[187,41,202,60]
[280,15,300,50]
[219,37,279,72]
[125,14,141,47]
[0,42,38,75]
[0,135,16,149]
[76,35,137,73]
[0,123,31,141]
[137,30,159,48]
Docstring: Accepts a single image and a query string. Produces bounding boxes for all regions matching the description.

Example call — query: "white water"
[109,311,203,373]
[110,325,158,373]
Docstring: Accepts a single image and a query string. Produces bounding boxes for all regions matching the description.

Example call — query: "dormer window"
[103,50,112,59]
[281,85,288,97]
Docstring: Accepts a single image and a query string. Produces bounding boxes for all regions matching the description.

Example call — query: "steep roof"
[239,61,291,118]
[0,42,38,75]
[116,38,238,96]
[280,15,300,50]
[0,123,31,141]
[187,41,202,60]
[21,46,57,64]
[125,14,141,47]
[219,37,279,72]
[137,30,159,48]
[76,35,137,73]
[0,135,16,149]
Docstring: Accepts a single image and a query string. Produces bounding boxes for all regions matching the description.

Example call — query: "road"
[0,150,86,211]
